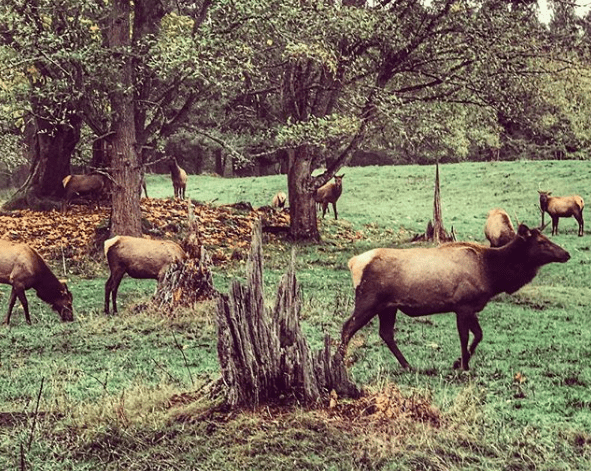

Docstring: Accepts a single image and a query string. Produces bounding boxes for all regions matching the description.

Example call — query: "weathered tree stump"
[413,162,455,243]
[216,219,359,408]
[153,209,216,312]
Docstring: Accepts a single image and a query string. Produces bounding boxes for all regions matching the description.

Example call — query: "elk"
[338,224,570,371]
[313,174,344,220]
[104,235,186,314]
[0,240,73,325]
[169,157,187,199]
[538,190,584,236]
[140,173,148,198]
[272,191,287,210]
[62,173,108,213]
[484,208,516,247]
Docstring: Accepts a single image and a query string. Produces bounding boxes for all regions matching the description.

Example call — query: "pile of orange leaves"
[0,198,290,265]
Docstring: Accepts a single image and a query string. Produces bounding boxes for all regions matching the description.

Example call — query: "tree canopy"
[0,0,589,238]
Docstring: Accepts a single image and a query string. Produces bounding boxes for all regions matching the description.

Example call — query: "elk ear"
[517,224,531,239]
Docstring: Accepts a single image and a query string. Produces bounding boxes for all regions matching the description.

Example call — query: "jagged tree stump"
[413,162,455,243]
[153,210,216,312]
[216,219,359,408]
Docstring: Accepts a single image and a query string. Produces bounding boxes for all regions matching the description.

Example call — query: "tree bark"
[3,113,81,211]
[107,0,142,237]
[287,146,320,242]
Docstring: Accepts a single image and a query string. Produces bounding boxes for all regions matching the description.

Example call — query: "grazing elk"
[169,157,187,199]
[338,224,570,371]
[62,173,108,213]
[0,240,73,325]
[313,174,344,220]
[272,191,287,210]
[140,173,148,198]
[538,190,584,236]
[484,208,516,247]
[104,236,186,314]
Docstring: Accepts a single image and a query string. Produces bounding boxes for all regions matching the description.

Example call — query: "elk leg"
[338,301,378,359]
[3,288,19,325]
[467,314,483,356]
[378,309,410,369]
[105,271,125,314]
[551,216,559,236]
[453,312,472,370]
[16,290,30,324]
[575,212,584,237]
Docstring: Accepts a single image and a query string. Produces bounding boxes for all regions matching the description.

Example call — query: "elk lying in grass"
[272,191,287,210]
[313,174,344,220]
[338,224,570,371]
[62,173,108,213]
[104,235,186,314]
[484,208,516,247]
[0,240,73,325]
[538,190,584,236]
[169,158,187,199]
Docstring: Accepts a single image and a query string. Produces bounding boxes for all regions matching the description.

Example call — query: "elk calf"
[272,191,287,210]
[169,158,187,199]
[62,173,108,213]
[484,208,515,247]
[313,174,344,220]
[0,240,73,325]
[339,224,569,371]
[538,190,584,236]
[104,236,186,314]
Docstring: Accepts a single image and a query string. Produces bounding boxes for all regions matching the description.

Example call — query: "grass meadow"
[0,160,590,470]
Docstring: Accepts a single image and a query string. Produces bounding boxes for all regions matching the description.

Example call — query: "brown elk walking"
[62,173,108,213]
[169,158,187,199]
[338,224,570,371]
[314,174,344,220]
[538,190,584,236]
[272,191,287,210]
[104,236,186,314]
[0,240,73,325]
[484,208,516,247]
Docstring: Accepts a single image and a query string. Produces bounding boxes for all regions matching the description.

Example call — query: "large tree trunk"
[107,0,142,237]
[3,113,80,211]
[287,146,320,242]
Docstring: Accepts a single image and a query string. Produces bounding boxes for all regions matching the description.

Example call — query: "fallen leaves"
[0,198,290,265]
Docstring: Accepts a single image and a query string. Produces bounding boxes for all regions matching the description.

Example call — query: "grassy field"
[0,160,590,470]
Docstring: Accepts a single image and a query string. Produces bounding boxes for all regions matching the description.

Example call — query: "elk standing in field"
[0,240,73,325]
[484,208,516,247]
[538,190,584,236]
[339,224,570,371]
[272,191,287,210]
[62,173,108,213]
[314,174,344,220]
[169,157,187,199]
[104,236,186,314]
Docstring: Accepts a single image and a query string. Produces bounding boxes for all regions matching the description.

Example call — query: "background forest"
[0,0,590,239]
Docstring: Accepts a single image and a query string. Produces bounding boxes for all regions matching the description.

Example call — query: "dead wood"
[216,219,359,408]
[153,214,217,312]
[413,162,455,243]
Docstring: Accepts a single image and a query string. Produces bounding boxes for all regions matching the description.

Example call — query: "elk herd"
[0,167,584,375]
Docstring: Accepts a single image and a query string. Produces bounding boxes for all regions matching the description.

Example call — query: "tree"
[0,0,220,235]
[0,2,88,209]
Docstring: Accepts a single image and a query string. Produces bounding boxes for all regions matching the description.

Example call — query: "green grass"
[1,160,591,469]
